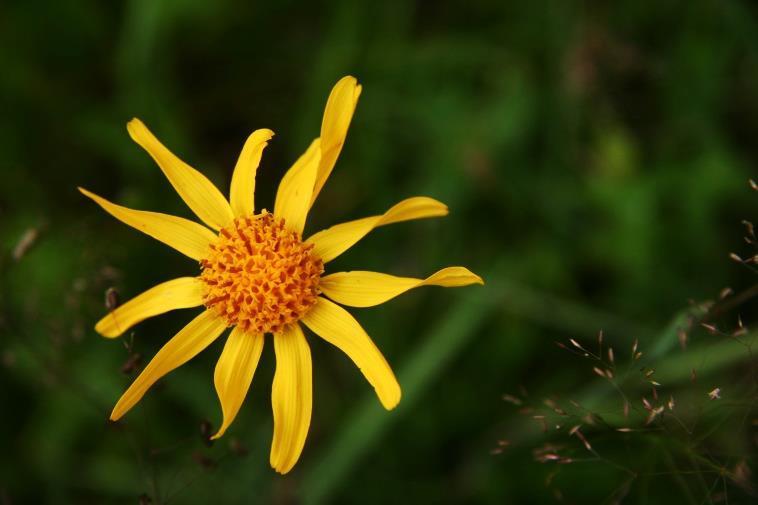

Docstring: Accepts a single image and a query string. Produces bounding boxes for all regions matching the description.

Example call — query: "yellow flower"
[80,76,483,474]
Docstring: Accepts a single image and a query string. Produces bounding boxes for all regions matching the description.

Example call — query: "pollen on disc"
[200,212,324,334]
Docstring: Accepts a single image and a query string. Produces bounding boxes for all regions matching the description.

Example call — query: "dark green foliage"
[1,1,756,503]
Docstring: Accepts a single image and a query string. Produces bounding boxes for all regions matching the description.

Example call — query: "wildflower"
[80,76,483,473]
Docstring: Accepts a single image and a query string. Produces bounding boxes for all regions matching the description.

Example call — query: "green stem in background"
[660,441,698,505]
[300,287,496,505]
[654,333,756,384]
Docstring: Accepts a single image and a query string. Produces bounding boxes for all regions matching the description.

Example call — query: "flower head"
[200,212,324,334]
[81,76,483,473]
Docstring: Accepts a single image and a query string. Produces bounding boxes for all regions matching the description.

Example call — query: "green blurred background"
[1,0,757,503]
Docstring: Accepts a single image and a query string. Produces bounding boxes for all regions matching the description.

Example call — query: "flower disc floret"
[201,212,323,334]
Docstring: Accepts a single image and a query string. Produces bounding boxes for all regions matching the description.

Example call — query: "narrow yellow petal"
[110,310,227,421]
[311,76,362,206]
[212,327,264,439]
[229,129,274,217]
[305,196,448,263]
[79,187,217,260]
[301,297,400,410]
[273,139,321,234]
[95,277,205,338]
[319,267,484,308]
[270,323,312,474]
[127,118,234,230]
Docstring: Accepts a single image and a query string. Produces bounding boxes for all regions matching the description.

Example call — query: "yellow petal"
[305,196,448,263]
[319,267,484,308]
[311,76,362,206]
[79,187,217,260]
[127,118,234,230]
[273,139,321,235]
[301,297,400,410]
[212,327,264,439]
[110,309,227,421]
[270,323,312,474]
[229,129,274,217]
[95,277,205,338]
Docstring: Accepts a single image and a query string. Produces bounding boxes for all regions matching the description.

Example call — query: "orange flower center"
[200,212,323,334]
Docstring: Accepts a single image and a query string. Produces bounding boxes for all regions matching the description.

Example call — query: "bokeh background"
[1,1,757,503]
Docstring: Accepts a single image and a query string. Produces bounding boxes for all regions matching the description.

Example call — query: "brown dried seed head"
[573,430,593,451]
[645,406,664,425]
[678,329,688,349]
[642,397,652,411]
[105,287,120,311]
[502,394,523,406]
[543,399,567,415]
[120,353,141,375]
[742,220,756,243]
[701,323,718,334]
[12,228,39,261]
[583,413,597,425]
